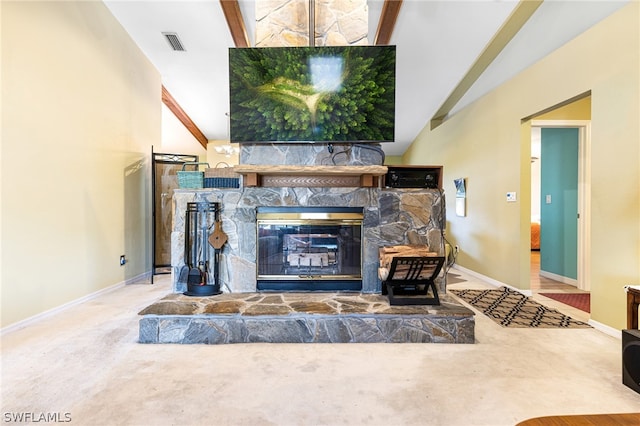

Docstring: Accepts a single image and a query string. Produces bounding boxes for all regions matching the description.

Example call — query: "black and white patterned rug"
[450,287,591,328]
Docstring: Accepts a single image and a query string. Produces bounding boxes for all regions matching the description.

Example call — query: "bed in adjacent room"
[531,222,540,250]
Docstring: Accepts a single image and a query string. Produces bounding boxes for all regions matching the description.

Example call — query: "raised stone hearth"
[144,143,471,345]
[138,292,475,344]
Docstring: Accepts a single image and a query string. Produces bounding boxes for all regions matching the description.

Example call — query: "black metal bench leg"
[386,283,440,306]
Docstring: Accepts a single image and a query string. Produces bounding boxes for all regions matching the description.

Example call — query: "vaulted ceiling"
[104,0,628,156]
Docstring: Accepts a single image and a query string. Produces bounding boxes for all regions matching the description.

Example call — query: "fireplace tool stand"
[183,202,224,296]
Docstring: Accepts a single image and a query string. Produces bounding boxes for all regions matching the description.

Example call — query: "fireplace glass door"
[256,207,363,291]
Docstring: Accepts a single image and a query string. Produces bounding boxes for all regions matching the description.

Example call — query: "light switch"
[506,192,517,202]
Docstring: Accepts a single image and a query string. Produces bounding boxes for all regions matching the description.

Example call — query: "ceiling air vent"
[162,32,186,51]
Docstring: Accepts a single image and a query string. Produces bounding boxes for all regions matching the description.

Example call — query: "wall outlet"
[454,245,460,254]
[120,255,126,266]
[506,192,517,202]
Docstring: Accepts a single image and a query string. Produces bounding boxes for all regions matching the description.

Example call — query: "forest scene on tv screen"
[228,46,395,143]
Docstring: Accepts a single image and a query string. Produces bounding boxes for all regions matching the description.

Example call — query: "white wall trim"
[127,271,153,286]
[588,319,621,339]
[539,270,578,287]
[0,271,152,336]
[451,264,533,296]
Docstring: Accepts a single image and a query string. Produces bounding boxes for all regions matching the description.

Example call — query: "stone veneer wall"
[171,143,445,294]
[240,143,385,166]
[172,187,445,294]
[256,0,368,47]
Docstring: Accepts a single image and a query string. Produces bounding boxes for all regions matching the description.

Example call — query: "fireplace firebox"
[256,207,363,291]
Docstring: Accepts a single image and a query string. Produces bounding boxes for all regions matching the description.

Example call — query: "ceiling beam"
[161,85,209,149]
[220,0,250,47]
[374,0,403,46]
[430,0,543,130]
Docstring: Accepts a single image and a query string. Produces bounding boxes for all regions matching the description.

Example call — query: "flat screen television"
[228,45,395,144]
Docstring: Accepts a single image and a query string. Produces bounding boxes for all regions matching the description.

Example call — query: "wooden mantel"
[233,165,388,188]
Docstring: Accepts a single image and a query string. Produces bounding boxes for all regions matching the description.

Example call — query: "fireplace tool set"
[180,202,226,296]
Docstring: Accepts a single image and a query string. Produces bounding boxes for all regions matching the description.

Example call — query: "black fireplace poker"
[183,202,223,297]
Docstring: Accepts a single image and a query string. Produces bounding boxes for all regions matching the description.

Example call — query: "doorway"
[531,120,591,292]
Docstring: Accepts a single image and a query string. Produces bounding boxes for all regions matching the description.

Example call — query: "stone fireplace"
[138,144,480,346]
[140,1,477,345]
[171,143,446,295]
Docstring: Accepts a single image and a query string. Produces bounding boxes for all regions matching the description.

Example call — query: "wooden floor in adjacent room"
[530,250,588,293]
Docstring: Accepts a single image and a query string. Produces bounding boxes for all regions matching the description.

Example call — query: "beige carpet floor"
[1,269,639,426]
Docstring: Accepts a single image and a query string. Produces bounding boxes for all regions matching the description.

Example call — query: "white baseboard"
[539,270,578,287]
[588,319,621,339]
[452,266,623,339]
[451,264,533,296]
[126,271,153,285]
[0,271,152,336]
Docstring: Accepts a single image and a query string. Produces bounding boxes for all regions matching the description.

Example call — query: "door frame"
[531,120,591,291]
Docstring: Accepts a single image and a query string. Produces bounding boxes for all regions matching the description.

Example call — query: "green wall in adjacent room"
[540,128,579,281]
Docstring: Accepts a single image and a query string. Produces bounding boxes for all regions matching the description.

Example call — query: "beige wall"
[160,104,207,159]
[404,2,639,330]
[383,155,404,166]
[535,96,591,121]
[2,1,166,328]
[207,140,239,167]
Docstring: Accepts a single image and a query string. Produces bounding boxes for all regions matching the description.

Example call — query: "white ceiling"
[104,0,627,156]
